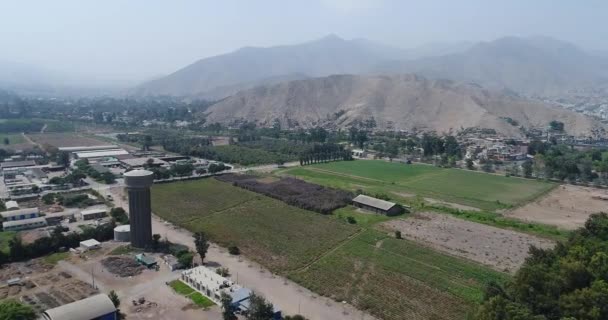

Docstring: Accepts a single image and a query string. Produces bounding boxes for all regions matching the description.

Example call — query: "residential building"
[0,207,39,221]
[2,217,47,231]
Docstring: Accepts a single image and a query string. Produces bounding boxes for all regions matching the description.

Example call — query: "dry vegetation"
[215,174,353,214]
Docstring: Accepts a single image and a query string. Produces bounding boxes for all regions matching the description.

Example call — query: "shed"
[4,200,19,210]
[161,254,181,271]
[80,239,101,251]
[135,253,157,268]
[352,195,404,216]
[80,208,107,221]
[42,293,117,320]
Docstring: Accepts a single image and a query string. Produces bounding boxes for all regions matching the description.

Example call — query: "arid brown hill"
[203,74,604,137]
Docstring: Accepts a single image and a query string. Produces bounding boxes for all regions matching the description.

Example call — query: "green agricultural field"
[152,178,359,272]
[281,160,555,211]
[151,178,257,225]
[288,229,509,320]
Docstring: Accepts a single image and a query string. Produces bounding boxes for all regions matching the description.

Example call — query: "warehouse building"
[120,157,167,169]
[74,149,129,161]
[0,160,36,171]
[2,217,47,231]
[59,145,119,153]
[80,208,107,221]
[1,207,39,221]
[42,293,117,320]
[352,195,404,216]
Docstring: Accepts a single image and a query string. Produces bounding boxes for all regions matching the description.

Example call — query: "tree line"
[475,212,608,320]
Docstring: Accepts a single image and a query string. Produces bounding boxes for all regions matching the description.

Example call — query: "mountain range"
[133,35,608,100]
[202,74,604,137]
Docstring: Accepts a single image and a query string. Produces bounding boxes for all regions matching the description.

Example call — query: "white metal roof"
[2,217,47,228]
[42,294,116,320]
[75,149,129,159]
[59,145,118,152]
[5,201,19,209]
[80,239,101,247]
[352,194,397,211]
[0,207,39,219]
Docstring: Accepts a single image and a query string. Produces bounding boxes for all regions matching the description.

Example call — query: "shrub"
[346,216,357,224]
[228,246,240,255]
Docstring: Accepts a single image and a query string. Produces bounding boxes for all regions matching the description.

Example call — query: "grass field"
[42,252,70,265]
[280,160,555,211]
[152,179,359,272]
[0,133,25,145]
[169,280,215,308]
[0,231,16,254]
[288,229,509,320]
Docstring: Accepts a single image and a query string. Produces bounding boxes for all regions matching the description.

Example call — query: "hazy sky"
[1,0,607,85]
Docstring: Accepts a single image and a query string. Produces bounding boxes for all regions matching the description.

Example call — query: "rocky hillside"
[203,74,604,137]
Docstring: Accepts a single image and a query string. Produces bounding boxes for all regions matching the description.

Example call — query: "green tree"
[246,292,275,320]
[57,151,70,167]
[152,234,161,251]
[482,162,493,173]
[522,161,533,178]
[177,251,193,268]
[108,290,120,308]
[475,213,608,320]
[220,292,236,320]
[193,232,210,264]
[0,300,36,320]
[466,158,475,170]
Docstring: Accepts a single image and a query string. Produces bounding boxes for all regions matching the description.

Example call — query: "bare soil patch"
[380,212,554,273]
[507,184,607,230]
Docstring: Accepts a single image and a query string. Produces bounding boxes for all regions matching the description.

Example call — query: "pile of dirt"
[101,256,145,277]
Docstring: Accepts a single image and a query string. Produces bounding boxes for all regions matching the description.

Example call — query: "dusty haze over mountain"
[2,0,607,93]
[203,74,604,137]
